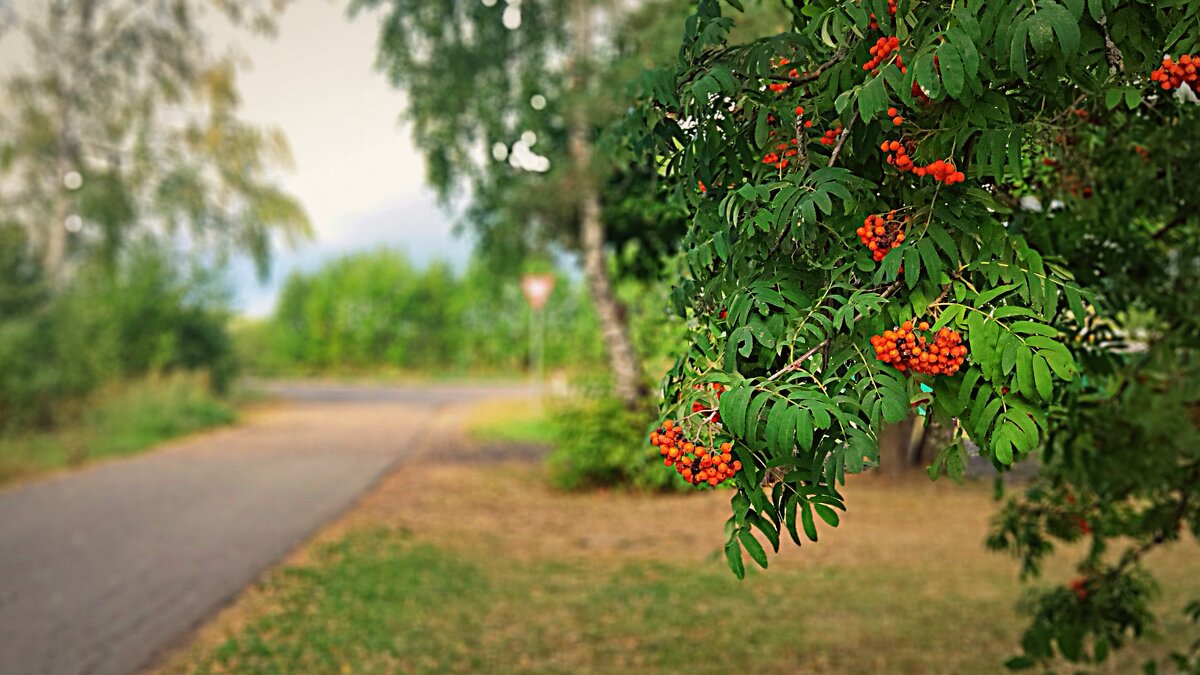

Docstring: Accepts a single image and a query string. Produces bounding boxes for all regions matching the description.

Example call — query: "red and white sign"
[519,273,556,311]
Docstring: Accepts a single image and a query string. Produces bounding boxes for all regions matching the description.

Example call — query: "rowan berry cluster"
[856,211,907,262]
[762,137,800,169]
[887,106,904,126]
[767,57,802,93]
[819,124,844,146]
[863,36,905,74]
[650,420,742,487]
[866,0,898,31]
[1150,54,1198,92]
[870,321,967,376]
[1070,578,1089,601]
[879,140,965,184]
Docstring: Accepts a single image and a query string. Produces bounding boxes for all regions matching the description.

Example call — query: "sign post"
[519,273,556,389]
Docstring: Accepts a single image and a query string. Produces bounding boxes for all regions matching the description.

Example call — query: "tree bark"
[568,0,644,409]
[43,1,71,280]
[877,416,918,476]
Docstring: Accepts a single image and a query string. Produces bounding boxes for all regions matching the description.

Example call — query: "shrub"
[0,245,234,431]
[546,379,688,493]
[82,371,236,460]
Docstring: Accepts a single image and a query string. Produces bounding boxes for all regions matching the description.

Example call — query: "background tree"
[0,0,309,434]
[0,0,311,282]
[626,0,1200,669]
[349,0,699,408]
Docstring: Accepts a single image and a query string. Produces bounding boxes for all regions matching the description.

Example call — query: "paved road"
[0,382,528,675]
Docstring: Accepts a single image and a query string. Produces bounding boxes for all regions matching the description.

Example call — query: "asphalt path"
[0,382,528,675]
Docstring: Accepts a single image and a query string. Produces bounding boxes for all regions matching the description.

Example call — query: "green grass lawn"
[467,398,557,446]
[164,471,1200,675]
[0,372,237,486]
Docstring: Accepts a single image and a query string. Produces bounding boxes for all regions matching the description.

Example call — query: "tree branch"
[767,281,903,381]
[1099,17,1124,75]
[761,48,848,86]
[1151,214,1189,240]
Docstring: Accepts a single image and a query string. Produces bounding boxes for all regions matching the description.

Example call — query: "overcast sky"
[219,1,469,316]
[0,0,470,316]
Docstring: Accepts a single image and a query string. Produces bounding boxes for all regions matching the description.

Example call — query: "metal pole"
[535,307,546,393]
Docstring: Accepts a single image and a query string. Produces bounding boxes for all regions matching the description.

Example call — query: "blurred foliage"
[0,370,235,485]
[0,0,310,278]
[0,0,301,472]
[0,242,234,431]
[240,249,604,375]
[236,245,688,383]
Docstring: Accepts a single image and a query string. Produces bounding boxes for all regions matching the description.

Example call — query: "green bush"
[0,244,234,431]
[259,250,605,376]
[546,381,687,493]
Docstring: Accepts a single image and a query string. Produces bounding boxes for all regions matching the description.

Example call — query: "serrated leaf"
[1041,1,1080,55]
[857,74,889,122]
[766,399,793,453]
[904,246,921,288]
[719,383,752,437]
[785,495,802,545]
[1015,345,1035,399]
[747,510,781,552]
[946,28,980,80]
[1009,23,1030,80]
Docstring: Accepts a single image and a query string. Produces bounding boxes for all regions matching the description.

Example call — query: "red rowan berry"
[1150,54,1199,92]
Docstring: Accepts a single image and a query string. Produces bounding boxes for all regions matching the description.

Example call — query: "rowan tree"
[626,0,1200,669]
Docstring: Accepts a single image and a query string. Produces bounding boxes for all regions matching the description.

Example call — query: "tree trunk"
[568,0,644,409]
[877,416,918,477]
[43,2,71,280]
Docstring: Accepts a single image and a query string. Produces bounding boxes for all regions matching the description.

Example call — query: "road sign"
[519,273,556,310]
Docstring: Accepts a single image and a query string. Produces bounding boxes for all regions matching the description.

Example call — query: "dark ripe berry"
[649,410,739,488]
[856,211,908,263]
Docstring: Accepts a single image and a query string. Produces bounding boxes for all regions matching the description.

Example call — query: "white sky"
[0,0,470,317]
[221,0,469,316]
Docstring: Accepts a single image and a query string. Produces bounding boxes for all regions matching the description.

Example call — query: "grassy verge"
[0,371,237,486]
[467,397,557,445]
[162,461,1200,675]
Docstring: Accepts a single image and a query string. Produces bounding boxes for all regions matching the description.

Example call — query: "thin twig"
[827,114,855,168]
[760,49,848,87]
[1151,214,1188,240]
[766,281,903,381]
